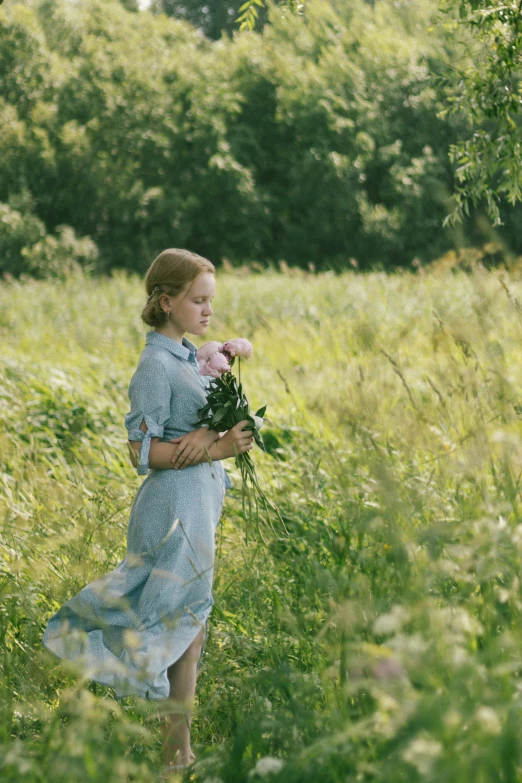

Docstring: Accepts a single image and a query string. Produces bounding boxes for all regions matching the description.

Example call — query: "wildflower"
[371,657,405,680]
[402,736,442,775]
[475,706,502,735]
[373,605,410,636]
[196,341,223,362]
[221,338,253,359]
[198,351,231,378]
[248,756,285,777]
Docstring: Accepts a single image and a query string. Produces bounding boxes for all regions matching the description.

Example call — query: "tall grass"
[2,264,522,781]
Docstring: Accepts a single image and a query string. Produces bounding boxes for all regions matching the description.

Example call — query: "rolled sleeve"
[124,358,172,475]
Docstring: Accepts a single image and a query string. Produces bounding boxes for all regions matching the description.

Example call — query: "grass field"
[2,264,522,782]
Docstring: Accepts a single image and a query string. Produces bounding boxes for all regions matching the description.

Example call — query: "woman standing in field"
[42,249,254,777]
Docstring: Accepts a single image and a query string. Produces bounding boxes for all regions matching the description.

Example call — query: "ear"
[158,294,170,311]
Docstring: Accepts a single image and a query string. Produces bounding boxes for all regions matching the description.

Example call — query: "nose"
[204,303,212,316]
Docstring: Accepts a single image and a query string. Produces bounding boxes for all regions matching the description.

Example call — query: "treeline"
[1,0,520,277]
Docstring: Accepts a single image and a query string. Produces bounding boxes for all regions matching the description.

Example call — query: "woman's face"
[167,271,216,336]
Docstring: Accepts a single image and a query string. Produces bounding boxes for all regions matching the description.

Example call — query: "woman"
[42,248,254,776]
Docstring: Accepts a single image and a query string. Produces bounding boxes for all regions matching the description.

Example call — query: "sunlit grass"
[2,264,522,781]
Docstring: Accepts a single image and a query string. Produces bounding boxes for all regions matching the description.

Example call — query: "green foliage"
[2,0,519,276]
[0,196,47,276]
[150,0,262,39]
[151,0,303,37]
[150,0,305,37]
[439,0,522,226]
[236,0,304,32]
[3,267,522,779]
[22,226,99,279]
[236,0,268,31]
[0,193,99,278]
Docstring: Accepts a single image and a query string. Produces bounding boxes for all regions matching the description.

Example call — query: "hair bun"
[146,285,161,302]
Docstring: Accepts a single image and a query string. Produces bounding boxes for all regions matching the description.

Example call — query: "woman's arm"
[129,434,219,471]
[128,418,178,471]
[127,421,225,470]
[128,420,254,471]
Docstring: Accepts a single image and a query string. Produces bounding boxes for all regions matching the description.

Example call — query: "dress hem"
[42,600,213,701]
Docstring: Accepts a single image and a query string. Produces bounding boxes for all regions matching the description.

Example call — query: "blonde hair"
[141,248,215,328]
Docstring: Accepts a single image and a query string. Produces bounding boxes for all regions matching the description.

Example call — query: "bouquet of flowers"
[196,338,286,542]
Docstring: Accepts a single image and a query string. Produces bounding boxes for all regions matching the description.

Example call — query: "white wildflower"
[388,632,428,655]
[249,756,285,777]
[475,706,502,735]
[437,607,483,637]
[373,605,410,636]
[402,736,443,775]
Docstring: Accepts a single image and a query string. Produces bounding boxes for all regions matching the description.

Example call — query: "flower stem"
[235,452,289,541]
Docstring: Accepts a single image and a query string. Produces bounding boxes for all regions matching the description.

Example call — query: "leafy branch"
[236,0,304,31]
[236,0,265,30]
[439,0,522,226]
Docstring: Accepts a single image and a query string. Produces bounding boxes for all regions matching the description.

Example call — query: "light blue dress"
[42,330,232,701]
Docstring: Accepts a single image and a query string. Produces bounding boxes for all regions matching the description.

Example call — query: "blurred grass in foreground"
[2,265,522,781]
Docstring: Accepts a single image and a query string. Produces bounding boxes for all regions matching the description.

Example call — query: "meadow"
[2,263,522,782]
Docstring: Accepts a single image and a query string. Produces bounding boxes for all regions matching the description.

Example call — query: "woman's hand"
[169,426,220,469]
[213,420,254,460]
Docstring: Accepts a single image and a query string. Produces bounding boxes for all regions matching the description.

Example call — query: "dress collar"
[145,330,198,362]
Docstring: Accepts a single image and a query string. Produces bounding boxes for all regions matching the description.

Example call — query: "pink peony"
[221,338,253,360]
[196,341,223,363]
[197,361,220,378]
[198,351,231,377]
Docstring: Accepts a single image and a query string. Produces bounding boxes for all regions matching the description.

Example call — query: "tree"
[149,0,266,39]
[235,0,303,31]
[2,0,521,276]
[118,0,139,11]
[148,0,304,38]
[439,0,522,226]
